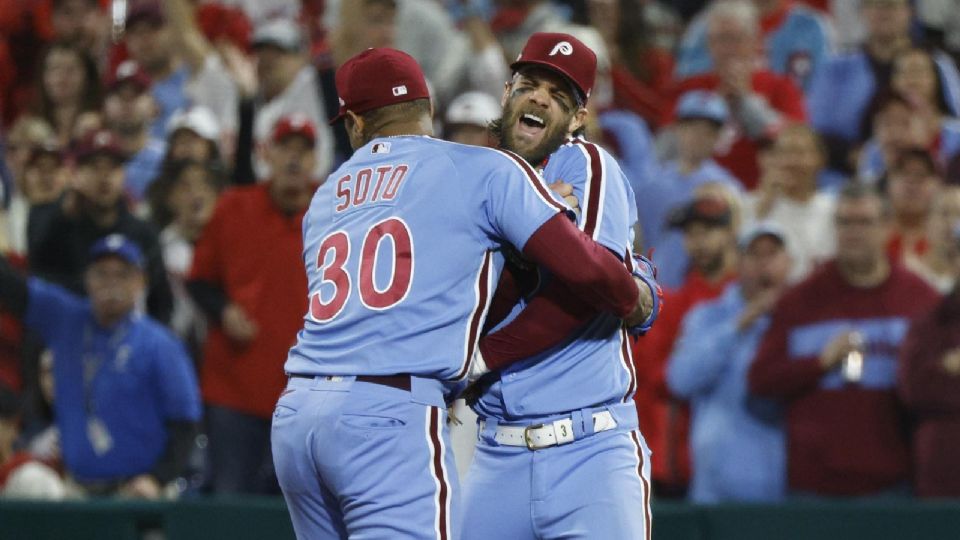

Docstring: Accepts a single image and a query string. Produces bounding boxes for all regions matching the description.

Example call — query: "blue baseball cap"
[88,234,145,269]
[676,90,729,125]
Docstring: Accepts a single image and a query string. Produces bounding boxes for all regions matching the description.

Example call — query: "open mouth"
[516,112,547,141]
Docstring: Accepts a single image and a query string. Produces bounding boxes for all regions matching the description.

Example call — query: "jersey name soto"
[335,164,409,214]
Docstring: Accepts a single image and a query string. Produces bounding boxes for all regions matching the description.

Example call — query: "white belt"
[487,411,617,450]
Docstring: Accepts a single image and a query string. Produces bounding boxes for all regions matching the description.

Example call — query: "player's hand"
[819,330,861,371]
[624,276,654,328]
[119,474,162,500]
[549,181,580,215]
[222,303,258,343]
[219,42,259,98]
[736,287,779,331]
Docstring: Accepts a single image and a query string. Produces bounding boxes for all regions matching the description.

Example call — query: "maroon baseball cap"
[272,114,317,146]
[73,130,126,165]
[511,32,597,103]
[108,60,151,94]
[329,48,431,125]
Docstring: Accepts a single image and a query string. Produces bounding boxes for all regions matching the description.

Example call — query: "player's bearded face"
[500,69,580,165]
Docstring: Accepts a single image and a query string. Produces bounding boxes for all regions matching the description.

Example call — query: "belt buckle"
[524,423,545,450]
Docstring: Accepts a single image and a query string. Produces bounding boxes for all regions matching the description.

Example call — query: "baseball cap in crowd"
[167,106,221,143]
[73,130,126,165]
[511,32,597,104]
[27,141,64,166]
[89,234,145,270]
[108,60,151,94]
[676,90,729,125]
[272,114,317,146]
[252,18,303,52]
[445,91,501,127]
[667,196,733,229]
[330,48,430,124]
[738,222,788,251]
[125,1,166,28]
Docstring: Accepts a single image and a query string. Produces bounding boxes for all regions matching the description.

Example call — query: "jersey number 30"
[309,217,414,322]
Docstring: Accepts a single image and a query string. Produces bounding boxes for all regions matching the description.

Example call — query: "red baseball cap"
[272,114,317,146]
[511,32,597,103]
[329,48,430,125]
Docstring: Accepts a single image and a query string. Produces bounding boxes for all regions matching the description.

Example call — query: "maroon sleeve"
[898,308,960,413]
[521,214,638,318]
[748,296,827,400]
[479,279,597,371]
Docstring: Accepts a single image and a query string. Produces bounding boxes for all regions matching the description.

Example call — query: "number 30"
[309,218,414,322]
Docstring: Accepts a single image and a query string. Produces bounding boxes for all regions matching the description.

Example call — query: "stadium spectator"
[807,0,960,172]
[0,383,65,500]
[668,223,793,503]
[102,60,165,205]
[0,234,201,498]
[670,0,807,189]
[30,41,102,147]
[676,0,833,91]
[639,90,742,289]
[443,91,501,147]
[50,0,110,57]
[584,0,675,127]
[162,106,222,166]
[151,159,222,359]
[905,185,960,292]
[856,92,938,184]
[186,115,317,494]
[859,83,960,186]
[749,182,940,496]
[123,1,236,142]
[330,0,509,106]
[883,149,944,263]
[899,221,960,497]
[744,123,835,281]
[4,117,56,256]
[223,18,333,185]
[633,190,740,497]
[28,129,174,324]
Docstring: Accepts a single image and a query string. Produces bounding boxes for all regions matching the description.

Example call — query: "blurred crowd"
[0,0,958,506]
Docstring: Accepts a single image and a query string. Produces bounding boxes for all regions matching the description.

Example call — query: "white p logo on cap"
[392,85,408,96]
[549,41,573,56]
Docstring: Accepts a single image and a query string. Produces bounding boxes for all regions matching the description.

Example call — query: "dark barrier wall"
[2,499,960,540]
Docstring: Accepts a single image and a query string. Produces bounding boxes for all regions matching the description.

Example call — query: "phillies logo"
[549,41,573,56]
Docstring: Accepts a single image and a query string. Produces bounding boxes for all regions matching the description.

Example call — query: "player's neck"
[368,116,434,142]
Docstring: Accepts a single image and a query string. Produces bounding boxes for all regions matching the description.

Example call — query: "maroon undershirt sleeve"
[521,213,638,317]
[479,278,598,371]
[475,213,639,371]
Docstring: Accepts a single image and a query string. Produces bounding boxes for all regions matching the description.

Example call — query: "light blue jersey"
[474,138,638,420]
[284,136,566,385]
[463,138,653,540]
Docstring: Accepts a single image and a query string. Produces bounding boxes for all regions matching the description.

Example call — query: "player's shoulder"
[555,138,626,177]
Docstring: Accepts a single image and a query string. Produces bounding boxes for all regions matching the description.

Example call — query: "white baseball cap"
[166,106,221,142]
[445,92,501,128]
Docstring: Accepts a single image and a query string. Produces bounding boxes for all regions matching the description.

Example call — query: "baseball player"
[461,33,659,540]
[271,48,650,540]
